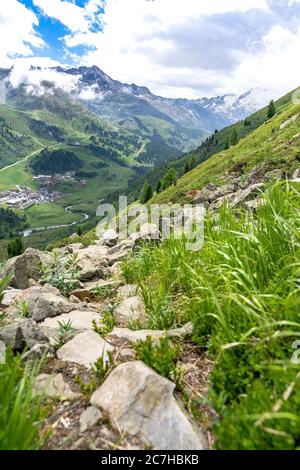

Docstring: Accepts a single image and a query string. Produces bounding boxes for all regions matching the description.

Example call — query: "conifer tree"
[7,236,25,258]
[140,181,153,203]
[267,100,276,119]
[231,129,239,146]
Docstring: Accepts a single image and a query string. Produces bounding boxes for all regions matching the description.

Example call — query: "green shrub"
[133,336,182,384]
[41,252,81,295]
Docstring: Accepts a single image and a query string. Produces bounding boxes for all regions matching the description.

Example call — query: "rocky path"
[0,226,214,451]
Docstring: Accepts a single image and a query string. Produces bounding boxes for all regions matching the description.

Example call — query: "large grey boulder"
[34,373,80,401]
[90,361,206,450]
[2,248,52,289]
[57,330,113,368]
[115,296,146,326]
[0,318,49,351]
[11,285,75,322]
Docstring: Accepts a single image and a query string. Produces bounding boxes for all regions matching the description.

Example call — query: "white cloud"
[59,0,271,98]
[227,25,300,97]
[7,61,78,94]
[33,0,104,33]
[0,0,45,67]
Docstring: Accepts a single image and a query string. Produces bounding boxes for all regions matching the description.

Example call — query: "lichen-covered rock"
[2,248,52,289]
[90,361,206,450]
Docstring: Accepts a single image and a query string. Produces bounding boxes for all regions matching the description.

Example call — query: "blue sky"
[1,0,300,98]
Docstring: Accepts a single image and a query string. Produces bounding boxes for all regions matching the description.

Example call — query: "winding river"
[22,205,90,238]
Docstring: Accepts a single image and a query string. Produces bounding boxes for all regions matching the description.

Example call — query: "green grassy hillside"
[115,89,294,204]
[153,91,300,204]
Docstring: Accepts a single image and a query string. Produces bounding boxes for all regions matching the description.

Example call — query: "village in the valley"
[0,185,61,210]
[0,172,87,210]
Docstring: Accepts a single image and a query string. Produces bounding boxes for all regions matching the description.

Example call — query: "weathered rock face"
[0,318,49,351]
[57,331,113,368]
[2,248,52,289]
[34,373,80,401]
[10,285,75,322]
[115,296,146,326]
[90,361,206,450]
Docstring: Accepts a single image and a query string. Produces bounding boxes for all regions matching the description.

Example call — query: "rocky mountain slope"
[0,84,300,450]
[1,65,276,153]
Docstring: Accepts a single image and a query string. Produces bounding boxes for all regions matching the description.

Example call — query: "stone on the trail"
[40,310,103,342]
[90,361,206,450]
[230,183,264,207]
[80,406,102,433]
[97,229,119,247]
[0,288,22,307]
[2,248,52,289]
[12,285,75,322]
[115,296,146,325]
[108,322,193,343]
[0,340,6,364]
[0,319,49,351]
[57,331,113,369]
[106,240,134,265]
[117,284,138,300]
[34,373,80,401]
[74,245,109,281]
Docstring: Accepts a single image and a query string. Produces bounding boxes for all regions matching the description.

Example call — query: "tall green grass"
[122,182,300,449]
[0,351,44,450]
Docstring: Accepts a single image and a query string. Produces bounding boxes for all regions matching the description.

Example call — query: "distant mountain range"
[1,65,276,151]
